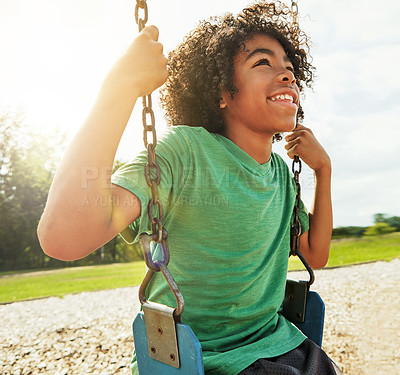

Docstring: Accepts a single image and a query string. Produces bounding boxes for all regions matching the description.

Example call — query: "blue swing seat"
[293,290,325,347]
[133,312,204,374]
[133,290,324,374]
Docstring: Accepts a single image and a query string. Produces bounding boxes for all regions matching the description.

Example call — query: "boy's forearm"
[307,163,333,268]
[285,126,333,268]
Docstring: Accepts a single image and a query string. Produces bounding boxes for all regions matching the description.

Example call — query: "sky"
[0,0,399,228]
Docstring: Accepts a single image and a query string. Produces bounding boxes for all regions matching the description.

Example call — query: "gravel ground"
[1,259,399,375]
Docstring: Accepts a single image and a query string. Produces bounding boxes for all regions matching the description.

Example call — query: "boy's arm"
[284,125,333,269]
[37,26,167,261]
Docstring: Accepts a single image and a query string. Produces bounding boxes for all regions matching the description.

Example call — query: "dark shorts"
[238,339,342,375]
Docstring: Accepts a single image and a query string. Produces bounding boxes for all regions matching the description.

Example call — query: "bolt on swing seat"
[133,234,205,374]
[133,311,204,374]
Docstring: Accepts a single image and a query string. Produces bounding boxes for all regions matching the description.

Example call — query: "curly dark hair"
[160,1,314,138]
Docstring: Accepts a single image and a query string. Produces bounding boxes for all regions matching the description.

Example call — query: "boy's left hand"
[284,125,331,172]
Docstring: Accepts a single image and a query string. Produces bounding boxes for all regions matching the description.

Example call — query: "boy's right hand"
[105,25,168,98]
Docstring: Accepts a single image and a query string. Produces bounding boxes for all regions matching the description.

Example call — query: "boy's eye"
[253,58,270,67]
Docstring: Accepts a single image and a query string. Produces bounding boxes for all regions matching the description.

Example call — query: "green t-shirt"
[112,125,309,375]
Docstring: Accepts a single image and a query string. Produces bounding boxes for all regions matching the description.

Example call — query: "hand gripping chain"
[134,0,184,320]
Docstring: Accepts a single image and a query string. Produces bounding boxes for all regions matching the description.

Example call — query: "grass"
[288,231,400,271]
[0,262,146,304]
[1,233,399,304]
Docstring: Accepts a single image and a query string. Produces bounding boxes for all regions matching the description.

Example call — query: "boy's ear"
[219,96,227,109]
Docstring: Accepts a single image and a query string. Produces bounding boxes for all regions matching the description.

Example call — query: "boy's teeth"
[271,94,293,102]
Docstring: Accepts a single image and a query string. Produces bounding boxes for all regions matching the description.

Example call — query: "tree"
[0,113,64,270]
[384,216,400,231]
[0,114,144,270]
[364,223,396,236]
[331,226,366,238]
[374,213,388,224]
[373,213,400,232]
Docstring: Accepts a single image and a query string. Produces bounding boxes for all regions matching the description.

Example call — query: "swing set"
[124,1,325,373]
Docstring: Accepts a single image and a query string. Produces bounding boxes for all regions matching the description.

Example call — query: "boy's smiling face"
[220,34,300,138]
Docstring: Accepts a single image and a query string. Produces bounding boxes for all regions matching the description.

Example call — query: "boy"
[38,1,338,374]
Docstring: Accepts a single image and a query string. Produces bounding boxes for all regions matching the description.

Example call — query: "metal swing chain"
[290,1,299,49]
[290,155,315,288]
[134,0,185,319]
[135,0,164,245]
[289,1,315,287]
[289,0,301,259]
[290,156,302,257]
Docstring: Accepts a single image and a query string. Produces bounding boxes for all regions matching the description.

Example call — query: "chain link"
[291,1,298,23]
[135,0,148,32]
[135,0,165,246]
[290,154,315,287]
[290,155,302,257]
[291,1,299,49]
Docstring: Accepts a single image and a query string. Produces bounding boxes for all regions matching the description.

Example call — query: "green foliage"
[373,213,400,231]
[332,213,400,240]
[373,213,387,223]
[387,217,400,230]
[364,223,396,236]
[332,226,366,239]
[0,114,64,270]
[0,113,143,271]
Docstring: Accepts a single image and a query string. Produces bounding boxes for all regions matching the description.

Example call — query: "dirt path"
[307,259,400,374]
[1,259,399,374]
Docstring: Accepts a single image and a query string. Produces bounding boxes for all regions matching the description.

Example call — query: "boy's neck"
[221,127,273,165]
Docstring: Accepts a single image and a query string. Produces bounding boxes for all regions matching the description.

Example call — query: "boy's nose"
[278,69,296,85]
